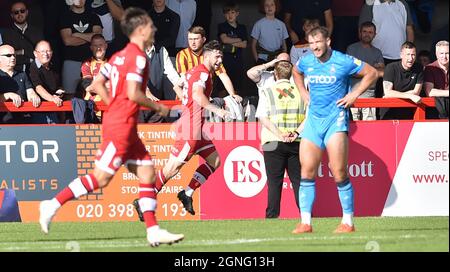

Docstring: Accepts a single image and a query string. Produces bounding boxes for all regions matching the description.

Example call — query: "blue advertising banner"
[0,126,78,200]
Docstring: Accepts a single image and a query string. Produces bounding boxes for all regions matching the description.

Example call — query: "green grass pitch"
[0,217,448,252]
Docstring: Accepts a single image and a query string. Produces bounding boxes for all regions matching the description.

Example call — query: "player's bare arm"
[127,80,169,117]
[292,65,309,105]
[218,72,243,103]
[192,84,230,119]
[337,63,377,108]
[91,73,111,105]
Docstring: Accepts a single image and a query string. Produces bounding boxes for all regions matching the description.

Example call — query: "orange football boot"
[292,223,313,234]
[333,223,355,233]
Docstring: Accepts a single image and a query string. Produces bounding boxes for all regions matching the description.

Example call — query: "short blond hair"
[274,61,292,80]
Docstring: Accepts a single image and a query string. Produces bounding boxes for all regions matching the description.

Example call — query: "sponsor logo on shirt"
[113,57,125,66]
[308,75,337,84]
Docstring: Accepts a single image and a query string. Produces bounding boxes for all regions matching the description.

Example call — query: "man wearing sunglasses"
[1,1,44,73]
[0,44,41,124]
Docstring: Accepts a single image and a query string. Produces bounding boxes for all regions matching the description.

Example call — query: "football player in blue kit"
[292,26,378,233]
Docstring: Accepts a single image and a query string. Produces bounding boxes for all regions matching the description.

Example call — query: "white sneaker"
[39,200,57,234]
[147,227,184,247]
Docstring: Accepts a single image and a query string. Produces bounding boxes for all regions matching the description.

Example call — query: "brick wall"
[75,125,103,200]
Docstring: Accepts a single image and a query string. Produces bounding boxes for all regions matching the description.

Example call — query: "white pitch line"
[0,234,435,251]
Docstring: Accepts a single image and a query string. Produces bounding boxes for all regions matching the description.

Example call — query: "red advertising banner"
[199,122,416,219]
[4,121,448,222]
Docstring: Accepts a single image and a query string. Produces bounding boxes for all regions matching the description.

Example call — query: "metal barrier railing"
[0,97,437,121]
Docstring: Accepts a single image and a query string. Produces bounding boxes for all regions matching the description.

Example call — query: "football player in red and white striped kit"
[134,40,232,218]
[39,7,184,247]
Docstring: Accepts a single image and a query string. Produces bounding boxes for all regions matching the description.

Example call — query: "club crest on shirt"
[136,55,146,70]
[200,72,209,82]
[330,64,336,74]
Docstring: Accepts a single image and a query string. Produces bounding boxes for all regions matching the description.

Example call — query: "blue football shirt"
[297,50,364,118]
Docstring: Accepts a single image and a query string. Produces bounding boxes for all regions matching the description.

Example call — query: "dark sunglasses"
[1,54,16,58]
[12,9,26,15]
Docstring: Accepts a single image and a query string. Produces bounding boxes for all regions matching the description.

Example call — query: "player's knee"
[93,168,113,188]
[96,176,111,188]
[333,172,348,183]
[301,171,316,179]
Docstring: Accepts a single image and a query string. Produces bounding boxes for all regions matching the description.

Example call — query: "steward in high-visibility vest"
[255,60,307,218]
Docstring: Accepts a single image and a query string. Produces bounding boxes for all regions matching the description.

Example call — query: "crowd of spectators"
[0,0,448,124]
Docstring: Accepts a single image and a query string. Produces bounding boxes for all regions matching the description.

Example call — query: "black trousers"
[263,141,301,218]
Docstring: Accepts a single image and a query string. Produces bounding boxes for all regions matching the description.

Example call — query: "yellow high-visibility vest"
[261,79,306,144]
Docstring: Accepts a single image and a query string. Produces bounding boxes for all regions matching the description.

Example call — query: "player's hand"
[232,94,243,103]
[216,108,232,119]
[157,104,170,117]
[409,94,422,104]
[336,92,359,108]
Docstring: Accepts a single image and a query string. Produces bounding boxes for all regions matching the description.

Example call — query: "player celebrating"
[134,40,231,218]
[292,26,377,234]
[39,7,184,247]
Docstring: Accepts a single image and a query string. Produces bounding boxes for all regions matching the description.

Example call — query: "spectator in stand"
[247,52,290,97]
[359,0,415,65]
[81,34,108,101]
[283,0,333,45]
[331,0,364,53]
[418,50,432,68]
[424,40,449,119]
[382,42,423,120]
[347,21,385,120]
[176,26,242,102]
[166,0,196,53]
[85,0,124,57]
[1,1,44,73]
[139,31,184,123]
[59,0,102,100]
[0,44,41,124]
[193,0,212,40]
[29,40,64,124]
[290,17,319,66]
[251,0,289,64]
[218,1,247,96]
[148,0,180,59]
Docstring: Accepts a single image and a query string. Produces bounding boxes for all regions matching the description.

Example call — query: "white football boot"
[147,226,184,247]
[39,200,58,234]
